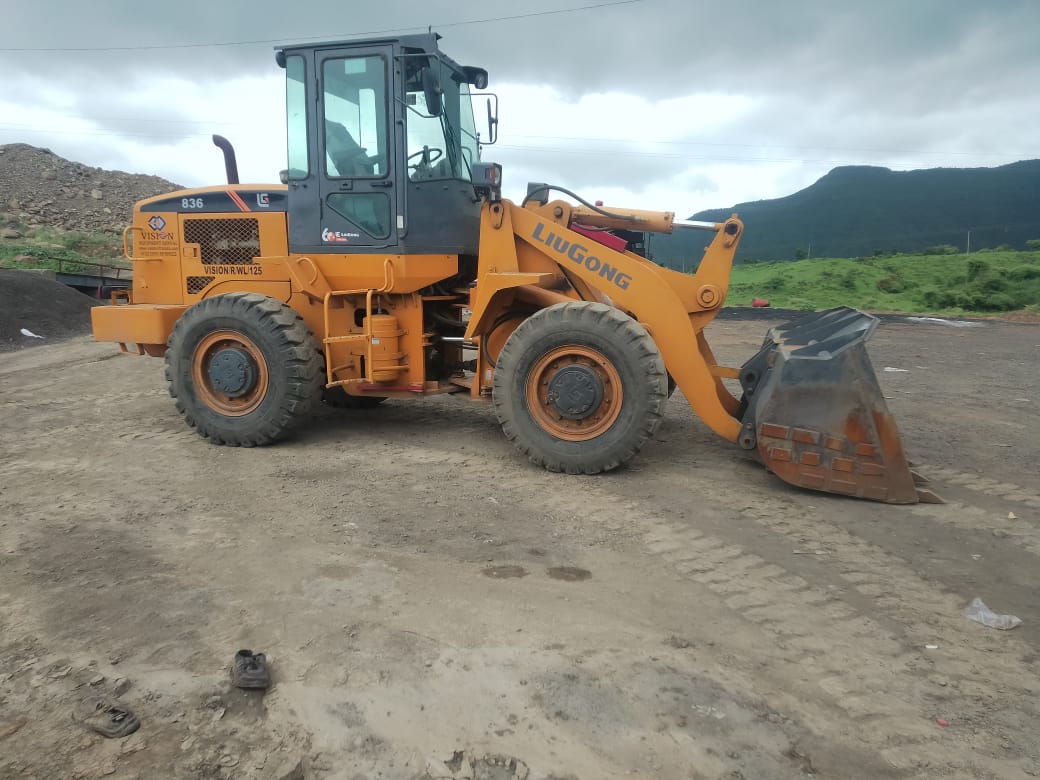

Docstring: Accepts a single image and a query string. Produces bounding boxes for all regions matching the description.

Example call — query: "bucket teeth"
[910,469,929,485]
[915,488,945,504]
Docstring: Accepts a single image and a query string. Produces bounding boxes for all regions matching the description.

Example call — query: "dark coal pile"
[0,269,100,351]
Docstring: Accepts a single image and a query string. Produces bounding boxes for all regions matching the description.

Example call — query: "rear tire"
[165,292,323,446]
[493,302,667,474]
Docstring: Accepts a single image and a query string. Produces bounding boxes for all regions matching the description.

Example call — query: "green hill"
[725,249,1040,315]
[650,160,1040,266]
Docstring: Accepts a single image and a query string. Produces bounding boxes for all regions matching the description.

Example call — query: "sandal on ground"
[75,696,140,738]
[230,649,270,689]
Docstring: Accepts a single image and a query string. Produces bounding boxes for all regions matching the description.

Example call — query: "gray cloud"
[6,1,1038,95]
[497,140,685,184]
[2,0,1038,209]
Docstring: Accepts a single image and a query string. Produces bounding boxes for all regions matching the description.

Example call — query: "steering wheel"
[408,146,444,170]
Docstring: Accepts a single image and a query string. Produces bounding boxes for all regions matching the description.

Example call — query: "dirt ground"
[1,315,1038,780]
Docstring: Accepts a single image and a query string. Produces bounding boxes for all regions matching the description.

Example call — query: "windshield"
[403,53,480,182]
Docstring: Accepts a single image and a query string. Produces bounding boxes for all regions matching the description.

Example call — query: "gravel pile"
[0,143,181,235]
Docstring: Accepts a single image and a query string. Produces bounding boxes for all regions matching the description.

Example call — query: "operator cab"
[277,34,494,256]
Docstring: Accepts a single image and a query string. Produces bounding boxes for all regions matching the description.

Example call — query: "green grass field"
[3,211,1039,317]
[726,250,1040,316]
[0,215,126,275]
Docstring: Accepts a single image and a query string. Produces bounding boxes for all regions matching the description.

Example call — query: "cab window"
[322,56,389,179]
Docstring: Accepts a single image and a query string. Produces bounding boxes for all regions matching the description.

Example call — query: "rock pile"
[0,144,181,234]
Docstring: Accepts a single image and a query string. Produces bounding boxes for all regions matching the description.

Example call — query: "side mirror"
[485,96,499,145]
[421,67,442,117]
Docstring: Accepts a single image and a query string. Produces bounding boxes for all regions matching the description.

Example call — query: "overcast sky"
[2,0,1038,216]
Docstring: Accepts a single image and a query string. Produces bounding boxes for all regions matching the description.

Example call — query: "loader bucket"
[737,307,941,504]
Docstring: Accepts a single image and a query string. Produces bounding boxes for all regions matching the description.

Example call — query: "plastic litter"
[936,718,949,728]
[964,597,1022,630]
[904,316,981,328]
[883,366,909,372]
[20,328,44,339]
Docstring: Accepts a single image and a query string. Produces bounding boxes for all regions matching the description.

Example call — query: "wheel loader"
[91,33,939,504]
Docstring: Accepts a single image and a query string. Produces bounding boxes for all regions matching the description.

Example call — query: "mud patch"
[482,565,528,579]
[547,566,591,582]
[784,745,816,774]
[220,685,268,722]
[664,635,694,649]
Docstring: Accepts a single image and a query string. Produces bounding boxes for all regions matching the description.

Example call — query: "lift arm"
[468,198,746,442]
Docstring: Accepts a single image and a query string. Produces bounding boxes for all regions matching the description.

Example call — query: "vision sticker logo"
[256,193,270,207]
[139,213,175,251]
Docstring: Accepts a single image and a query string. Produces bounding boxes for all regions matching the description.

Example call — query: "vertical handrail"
[321,258,398,387]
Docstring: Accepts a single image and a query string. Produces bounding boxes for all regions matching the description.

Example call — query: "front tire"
[165,292,323,446]
[493,302,667,474]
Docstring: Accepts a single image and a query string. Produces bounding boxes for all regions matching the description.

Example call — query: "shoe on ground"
[231,649,270,689]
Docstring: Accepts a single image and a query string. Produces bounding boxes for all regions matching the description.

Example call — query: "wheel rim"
[526,345,623,441]
[191,330,269,416]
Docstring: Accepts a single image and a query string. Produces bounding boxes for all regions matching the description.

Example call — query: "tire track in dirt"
[1,389,206,451]
[634,450,1040,776]
[9,362,1029,776]
[114,427,210,445]
[630,518,972,777]
[907,500,1040,557]
[0,388,167,412]
[314,442,897,776]
[1,419,205,458]
[731,501,1038,774]
[372,440,1035,778]
[919,465,1040,509]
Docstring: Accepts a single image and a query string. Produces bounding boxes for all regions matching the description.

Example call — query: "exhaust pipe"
[212,135,239,185]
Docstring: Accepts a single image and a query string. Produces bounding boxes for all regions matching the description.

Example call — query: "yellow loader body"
[91,32,938,503]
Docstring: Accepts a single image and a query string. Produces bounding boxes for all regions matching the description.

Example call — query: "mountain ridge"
[3,143,1038,266]
[650,159,1040,265]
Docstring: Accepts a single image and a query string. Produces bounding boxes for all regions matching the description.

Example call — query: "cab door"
[286,44,402,254]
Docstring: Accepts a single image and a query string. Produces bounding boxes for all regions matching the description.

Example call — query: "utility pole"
[966,229,971,254]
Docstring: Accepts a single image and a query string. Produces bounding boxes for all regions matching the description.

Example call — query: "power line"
[1,125,1022,171]
[0,0,644,53]
[492,143,1027,169]
[3,118,1032,162]
[1,123,1029,169]
[507,133,1037,159]
[0,119,239,131]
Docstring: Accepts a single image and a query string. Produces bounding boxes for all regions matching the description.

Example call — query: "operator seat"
[326,120,374,177]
